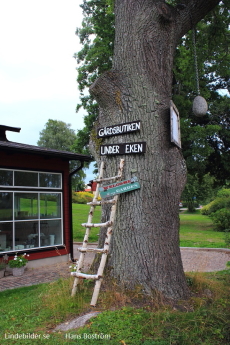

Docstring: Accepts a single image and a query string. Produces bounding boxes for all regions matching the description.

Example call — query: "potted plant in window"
[8,253,29,276]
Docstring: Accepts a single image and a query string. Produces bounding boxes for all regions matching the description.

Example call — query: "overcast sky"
[0,0,94,181]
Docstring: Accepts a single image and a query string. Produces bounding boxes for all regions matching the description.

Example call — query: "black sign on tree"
[97,120,141,138]
[100,142,146,156]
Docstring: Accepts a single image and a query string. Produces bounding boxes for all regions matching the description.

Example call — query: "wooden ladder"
[71,159,125,306]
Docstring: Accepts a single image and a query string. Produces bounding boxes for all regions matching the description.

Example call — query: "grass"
[0,278,92,344]
[73,204,227,248]
[180,210,226,248]
[0,270,229,344]
[0,206,229,344]
[72,203,101,242]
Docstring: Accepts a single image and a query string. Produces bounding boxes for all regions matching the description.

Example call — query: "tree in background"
[37,119,86,191]
[182,173,218,212]
[72,0,114,158]
[37,119,76,151]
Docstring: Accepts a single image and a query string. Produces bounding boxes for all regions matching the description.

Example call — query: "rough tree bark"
[89,0,221,299]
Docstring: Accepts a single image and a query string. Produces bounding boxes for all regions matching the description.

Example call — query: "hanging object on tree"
[193,95,208,117]
[192,27,208,117]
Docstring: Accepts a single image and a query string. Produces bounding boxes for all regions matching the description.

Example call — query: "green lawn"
[72,203,101,242]
[0,270,229,344]
[0,207,229,344]
[73,204,227,248]
[179,210,226,248]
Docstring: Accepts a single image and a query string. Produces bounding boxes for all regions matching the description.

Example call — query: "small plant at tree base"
[8,253,29,268]
[69,261,78,273]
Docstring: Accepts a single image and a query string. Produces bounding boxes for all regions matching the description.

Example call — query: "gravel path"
[0,246,229,292]
[181,247,230,272]
[74,245,230,273]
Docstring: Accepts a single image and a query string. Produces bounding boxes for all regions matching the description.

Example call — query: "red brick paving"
[0,262,71,291]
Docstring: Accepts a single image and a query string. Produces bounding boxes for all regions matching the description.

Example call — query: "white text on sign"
[100,142,146,156]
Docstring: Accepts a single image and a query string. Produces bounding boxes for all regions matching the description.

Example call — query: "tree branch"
[175,0,221,38]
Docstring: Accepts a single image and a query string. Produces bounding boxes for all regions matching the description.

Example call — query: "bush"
[216,188,230,198]
[201,188,230,234]
[201,197,226,215]
[72,191,94,204]
[210,208,230,232]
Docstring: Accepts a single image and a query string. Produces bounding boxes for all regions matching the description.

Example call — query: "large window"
[0,169,63,253]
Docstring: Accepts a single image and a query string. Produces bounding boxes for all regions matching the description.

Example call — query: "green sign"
[99,181,140,198]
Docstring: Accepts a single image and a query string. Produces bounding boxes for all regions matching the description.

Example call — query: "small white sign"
[170,100,181,148]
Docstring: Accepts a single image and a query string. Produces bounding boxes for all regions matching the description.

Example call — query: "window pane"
[39,173,61,188]
[40,220,62,246]
[0,192,13,221]
[15,171,38,187]
[0,170,13,186]
[15,193,38,220]
[15,221,39,249]
[40,193,61,219]
[0,222,13,251]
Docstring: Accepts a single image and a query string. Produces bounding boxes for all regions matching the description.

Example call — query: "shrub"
[201,188,230,235]
[201,197,226,215]
[72,191,94,204]
[216,188,230,198]
[210,208,230,232]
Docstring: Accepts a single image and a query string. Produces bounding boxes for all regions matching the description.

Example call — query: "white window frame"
[0,168,62,189]
[0,168,63,253]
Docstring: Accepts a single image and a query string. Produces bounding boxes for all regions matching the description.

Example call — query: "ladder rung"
[94,175,122,183]
[78,247,107,253]
[71,272,99,279]
[81,221,112,228]
[87,199,116,206]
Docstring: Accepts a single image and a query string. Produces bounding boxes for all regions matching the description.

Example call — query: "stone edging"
[180,247,230,254]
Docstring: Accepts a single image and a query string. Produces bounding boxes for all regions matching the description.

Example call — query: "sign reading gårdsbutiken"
[97,120,141,138]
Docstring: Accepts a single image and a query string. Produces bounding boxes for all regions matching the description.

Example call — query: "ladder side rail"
[91,194,121,305]
[90,159,124,305]
[78,160,105,252]
[72,159,124,300]
[71,161,105,296]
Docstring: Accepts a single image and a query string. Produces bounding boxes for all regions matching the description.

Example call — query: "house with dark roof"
[0,125,91,267]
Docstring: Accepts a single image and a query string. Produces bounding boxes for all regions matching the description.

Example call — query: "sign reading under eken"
[97,120,141,138]
[100,142,146,156]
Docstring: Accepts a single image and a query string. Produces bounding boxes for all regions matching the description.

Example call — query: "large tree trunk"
[89,0,220,300]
